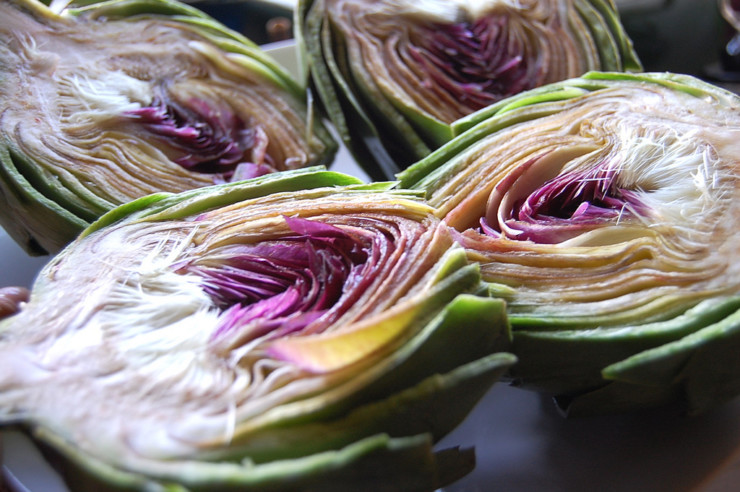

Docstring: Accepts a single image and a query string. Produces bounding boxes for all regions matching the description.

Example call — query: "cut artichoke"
[298,0,641,179]
[0,167,514,491]
[0,0,337,256]
[399,72,740,416]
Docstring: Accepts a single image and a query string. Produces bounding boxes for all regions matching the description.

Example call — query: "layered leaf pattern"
[0,168,513,490]
[400,72,740,415]
[298,0,640,178]
[0,0,336,255]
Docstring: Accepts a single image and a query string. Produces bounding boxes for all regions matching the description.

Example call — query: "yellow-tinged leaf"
[268,303,419,374]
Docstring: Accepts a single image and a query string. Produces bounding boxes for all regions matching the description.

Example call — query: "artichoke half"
[399,72,740,416]
[0,0,337,256]
[298,0,641,180]
[0,167,514,491]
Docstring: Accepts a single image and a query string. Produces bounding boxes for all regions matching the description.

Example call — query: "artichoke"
[297,0,641,179]
[399,72,740,416]
[0,167,514,491]
[0,0,337,256]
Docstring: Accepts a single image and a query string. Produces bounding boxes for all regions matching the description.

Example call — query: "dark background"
[618,0,729,82]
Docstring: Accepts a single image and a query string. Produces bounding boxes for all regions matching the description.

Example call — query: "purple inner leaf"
[410,15,530,109]
[126,93,276,180]
[182,217,372,344]
[483,162,648,243]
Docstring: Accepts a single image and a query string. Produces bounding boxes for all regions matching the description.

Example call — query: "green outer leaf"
[133,175,388,224]
[31,428,461,492]
[2,135,115,221]
[301,1,454,151]
[301,0,454,179]
[207,293,512,463]
[300,0,348,140]
[573,0,621,71]
[25,350,514,491]
[0,140,88,255]
[450,81,606,137]
[293,0,312,87]
[389,93,454,148]
[559,306,740,416]
[402,71,739,190]
[80,167,364,236]
[593,0,643,71]
[576,0,642,72]
[300,0,641,179]
[8,0,59,20]
[603,305,740,412]
[450,69,726,138]
[508,293,703,331]
[64,0,211,20]
[168,17,300,94]
[213,260,492,446]
[398,87,587,189]
[581,70,740,100]
[299,0,409,180]
[338,31,435,159]
[507,297,740,395]
[352,293,512,410]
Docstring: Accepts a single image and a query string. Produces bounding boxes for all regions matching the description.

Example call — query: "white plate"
[3,42,740,492]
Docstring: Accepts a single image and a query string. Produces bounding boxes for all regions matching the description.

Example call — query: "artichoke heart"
[298,0,640,179]
[0,0,337,255]
[0,168,514,491]
[400,72,740,416]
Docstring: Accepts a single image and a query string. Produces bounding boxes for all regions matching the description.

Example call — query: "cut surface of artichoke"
[400,72,740,415]
[0,168,513,490]
[298,0,640,178]
[0,0,336,255]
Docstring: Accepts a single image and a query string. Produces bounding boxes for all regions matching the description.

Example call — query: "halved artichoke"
[0,0,337,256]
[399,72,740,416]
[0,167,514,491]
[298,0,641,179]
